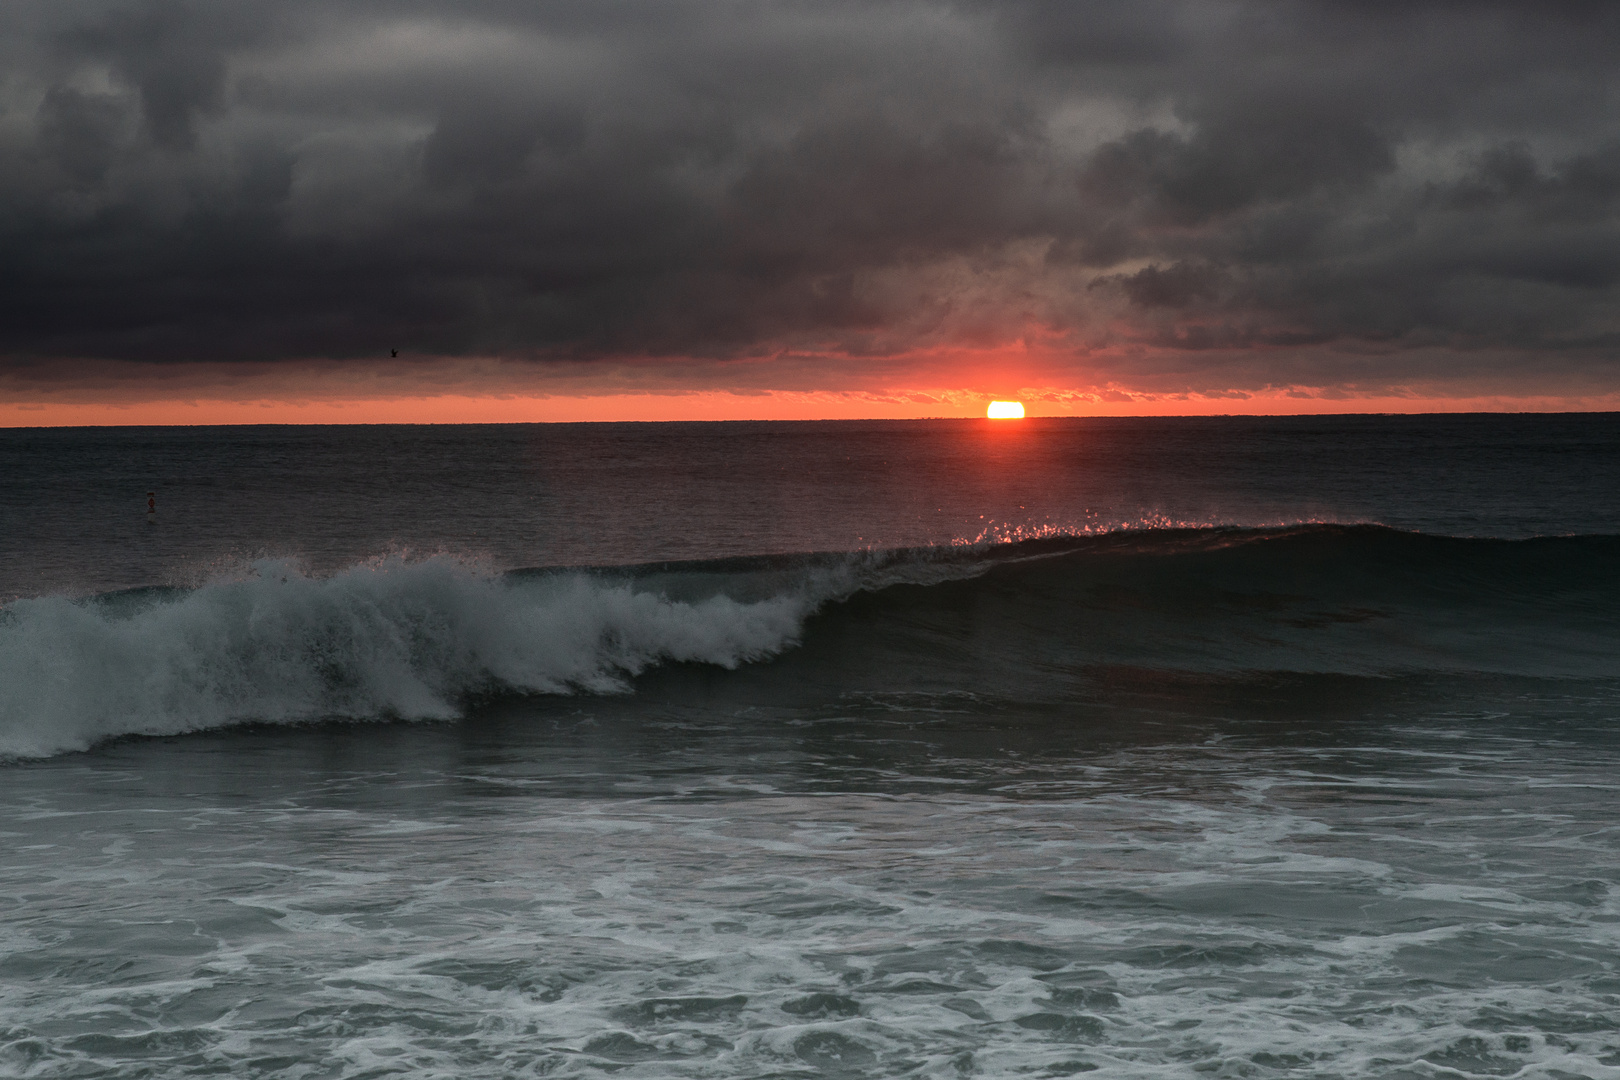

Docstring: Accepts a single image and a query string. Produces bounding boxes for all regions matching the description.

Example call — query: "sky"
[3,0,1620,423]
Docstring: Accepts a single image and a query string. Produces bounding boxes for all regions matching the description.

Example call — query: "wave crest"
[0,556,811,758]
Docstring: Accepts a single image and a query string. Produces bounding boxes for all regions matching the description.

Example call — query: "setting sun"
[986,400,1025,419]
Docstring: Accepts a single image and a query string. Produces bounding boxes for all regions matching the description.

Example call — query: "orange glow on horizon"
[6,342,1620,426]
[5,385,1620,428]
[986,400,1026,419]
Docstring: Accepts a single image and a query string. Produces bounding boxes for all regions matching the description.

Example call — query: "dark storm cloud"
[3,0,1620,391]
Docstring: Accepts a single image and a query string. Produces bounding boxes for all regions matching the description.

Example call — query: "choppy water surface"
[2,415,1619,1078]
[4,700,1619,1079]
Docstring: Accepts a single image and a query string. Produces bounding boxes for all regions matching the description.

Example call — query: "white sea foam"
[6,770,1618,1080]
[0,555,812,758]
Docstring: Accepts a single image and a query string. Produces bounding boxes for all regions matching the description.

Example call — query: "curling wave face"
[3,524,1619,759]
[0,557,817,758]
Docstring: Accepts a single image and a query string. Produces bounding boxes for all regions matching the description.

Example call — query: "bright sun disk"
[987,400,1025,419]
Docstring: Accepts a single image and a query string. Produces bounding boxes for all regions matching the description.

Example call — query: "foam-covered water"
[2,416,1618,1078]
[4,710,1619,1078]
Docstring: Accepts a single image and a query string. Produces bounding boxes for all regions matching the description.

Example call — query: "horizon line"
[4,407,1617,431]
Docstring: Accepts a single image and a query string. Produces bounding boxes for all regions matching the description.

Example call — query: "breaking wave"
[3,524,1618,758]
[0,556,825,759]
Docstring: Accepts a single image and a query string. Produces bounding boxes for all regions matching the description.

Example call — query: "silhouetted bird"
[391,349,398,357]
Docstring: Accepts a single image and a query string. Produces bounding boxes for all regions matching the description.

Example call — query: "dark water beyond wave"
[4,524,1617,758]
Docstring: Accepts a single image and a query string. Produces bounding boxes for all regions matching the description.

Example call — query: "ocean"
[1,414,1618,1079]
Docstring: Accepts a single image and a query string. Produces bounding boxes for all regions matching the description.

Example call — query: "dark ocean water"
[1,414,1618,1079]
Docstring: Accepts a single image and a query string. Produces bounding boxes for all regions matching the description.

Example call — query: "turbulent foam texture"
[0,557,812,758]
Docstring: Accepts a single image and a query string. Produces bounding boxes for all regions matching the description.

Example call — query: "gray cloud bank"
[3,0,1620,394]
